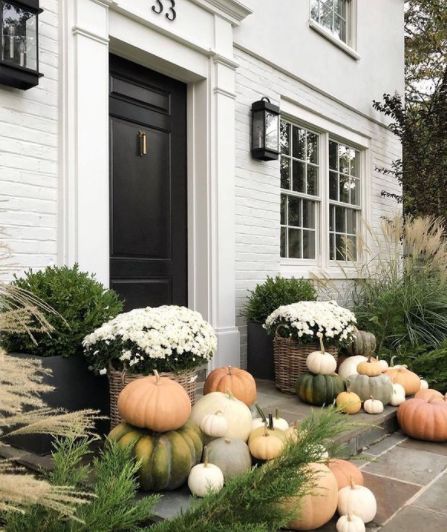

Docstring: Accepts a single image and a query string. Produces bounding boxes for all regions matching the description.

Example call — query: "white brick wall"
[234,47,402,367]
[0,0,59,278]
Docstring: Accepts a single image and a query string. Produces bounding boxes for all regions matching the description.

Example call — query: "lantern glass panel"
[1,2,37,71]
[265,111,279,151]
[252,109,265,150]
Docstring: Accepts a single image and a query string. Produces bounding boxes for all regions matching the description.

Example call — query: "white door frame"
[59,0,252,367]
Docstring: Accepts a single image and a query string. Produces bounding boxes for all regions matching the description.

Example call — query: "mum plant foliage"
[1,265,123,358]
[83,305,217,375]
[264,300,356,346]
[243,275,317,324]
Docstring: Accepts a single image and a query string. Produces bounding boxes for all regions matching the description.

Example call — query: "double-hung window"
[280,117,363,266]
[280,121,320,260]
[311,0,351,45]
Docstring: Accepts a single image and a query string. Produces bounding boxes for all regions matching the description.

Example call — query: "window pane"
[288,196,301,227]
[289,229,302,259]
[350,178,360,205]
[280,121,290,155]
[350,150,360,177]
[329,171,338,200]
[281,195,287,225]
[329,141,338,170]
[303,200,316,229]
[281,227,287,258]
[320,1,334,30]
[330,233,336,260]
[307,165,319,196]
[329,205,335,232]
[339,147,350,175]
[303,230,316,259]
[334,14,346,42]
[339,174,350,203]
[281,157,291,189]
[335,0,347,17]
[346,208,357,234]
[307,132,319,164]
[336,206,346,232]
[292,161,305,193]
[347,235,357,261]
[292,126,306,160]
[311,0,320,21]
[336,234,346,260]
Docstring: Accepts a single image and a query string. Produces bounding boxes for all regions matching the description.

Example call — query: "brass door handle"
[138,131,148,156]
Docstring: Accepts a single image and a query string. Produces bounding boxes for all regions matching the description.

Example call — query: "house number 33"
[152,0,177,21]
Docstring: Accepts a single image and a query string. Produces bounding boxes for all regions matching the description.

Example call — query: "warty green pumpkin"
[109,421,203,491]
[296,373,345,406]
[346,329,377,357]
[347,374,393,405]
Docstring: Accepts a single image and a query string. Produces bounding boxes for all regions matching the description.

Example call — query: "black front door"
[109,55,187,310]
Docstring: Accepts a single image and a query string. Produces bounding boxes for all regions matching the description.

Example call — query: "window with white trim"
[280,120,320,260]
[311,0,351,44]
[280,117,362,264]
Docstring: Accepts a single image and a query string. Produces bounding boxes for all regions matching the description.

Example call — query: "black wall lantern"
[251,97,280,161]
[0,0,43,90]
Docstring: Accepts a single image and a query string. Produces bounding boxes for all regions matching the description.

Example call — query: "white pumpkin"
[339,356,367,380]
[251,408,289,431]
[272,410,289,431]
[188,453,224,497]
[420,379,429,390]
[306,336,337,375]
[364,397,384,414]
[336,514,366,532]
[390,383,406,406]
[338,481,377,523]
[200,411,229,438]
[377,358,389,372]
[190,392,253,441]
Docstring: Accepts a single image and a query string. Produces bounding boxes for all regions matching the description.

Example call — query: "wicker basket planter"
[108,368,198,429]
[273,337,338,393]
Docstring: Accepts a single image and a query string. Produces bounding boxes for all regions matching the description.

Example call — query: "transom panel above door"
[109,55,187,311]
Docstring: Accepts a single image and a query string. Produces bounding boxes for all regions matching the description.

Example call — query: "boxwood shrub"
[1,264,123,358]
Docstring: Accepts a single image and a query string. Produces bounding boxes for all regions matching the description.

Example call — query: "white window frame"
[280,98,371,280]
[309,0,359,60]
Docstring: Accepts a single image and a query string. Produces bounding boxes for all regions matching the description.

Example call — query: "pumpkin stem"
[255,404,267,424]
[319,335,325,353]
[215,410,223,416]
[275,408,279,420]
[268,413,274,431]
[227,365,232,375]
[350,476,355,489]
[224,438,231,444]
[391,355,398,367]
[263,427,269,437]
[153,370,160,383]
[203,446,209,468]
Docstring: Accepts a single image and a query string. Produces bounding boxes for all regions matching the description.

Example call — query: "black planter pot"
[247,321,274,380]
[7,354,110,455]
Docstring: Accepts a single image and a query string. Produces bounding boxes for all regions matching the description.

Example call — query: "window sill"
[280,260,364,280]
[309,19,360,61]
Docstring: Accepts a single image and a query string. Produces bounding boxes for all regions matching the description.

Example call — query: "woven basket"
[108,368,198,429]
[273,337,338,393]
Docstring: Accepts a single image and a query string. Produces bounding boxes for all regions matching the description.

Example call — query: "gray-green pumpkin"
[296,373,345,406]
[109,421,203,491]
[347,373,393,405]
[346,328,377,356]
[206,438,252,481]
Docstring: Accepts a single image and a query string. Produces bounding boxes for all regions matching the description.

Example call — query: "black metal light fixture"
[251,97,280,161]
[0,0,43,90]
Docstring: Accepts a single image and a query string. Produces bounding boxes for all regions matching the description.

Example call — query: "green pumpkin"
[109,421,203,491]
[347,374,393,405]
[346,328,377,356]
[296,373,345,406]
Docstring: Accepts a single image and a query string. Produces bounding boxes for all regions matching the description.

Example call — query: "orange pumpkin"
[385,367,421,396]
[415,388,444,403]
[117,371,191,432]
[397,398,447,442]
[327,459,364,489]
[204,366,257,406]
[357,357,383,377]
[285,463,338,530]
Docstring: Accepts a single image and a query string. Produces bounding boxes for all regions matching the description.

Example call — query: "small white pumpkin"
[420,379,429,390]
[251,407,289,431]
[272,409,289,431]
[338,480,377,523]
[306,337,337,375]
[336,514,366,532]
[200,410,229,438]
[363,397,384,415]
[377,358,389,372]
[188,448,224,497]
[338,355,368,380]
[390,383,406,406]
